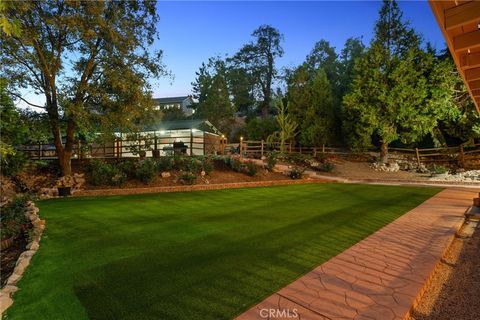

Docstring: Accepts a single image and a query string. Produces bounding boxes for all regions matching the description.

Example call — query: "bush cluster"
[86,156,216,186]
[430,164,448,175]
[87,160,127,186]
[1,151,29,177]
[288,166,305,179]
[266,151,278,171]
[1,195,30,240]
[222,156,259,176]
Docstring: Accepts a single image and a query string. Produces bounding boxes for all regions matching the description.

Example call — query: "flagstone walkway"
[236,188,477,320]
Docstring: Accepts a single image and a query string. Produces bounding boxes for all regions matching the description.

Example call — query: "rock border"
[0,201,45,316]
[74,178,328,197]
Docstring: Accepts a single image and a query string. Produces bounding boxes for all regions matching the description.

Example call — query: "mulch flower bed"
[1,234,28,287]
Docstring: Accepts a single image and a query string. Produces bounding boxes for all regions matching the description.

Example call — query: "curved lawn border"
[74,178,329,197]
[0,202,45,315]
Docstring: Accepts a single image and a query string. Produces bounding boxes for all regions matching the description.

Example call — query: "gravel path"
[408,220,480,320]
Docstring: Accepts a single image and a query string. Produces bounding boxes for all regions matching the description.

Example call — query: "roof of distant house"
[145,119,221,135]
[152,96,192,105]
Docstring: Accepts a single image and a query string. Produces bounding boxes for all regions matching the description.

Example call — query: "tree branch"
[7,91,46,109]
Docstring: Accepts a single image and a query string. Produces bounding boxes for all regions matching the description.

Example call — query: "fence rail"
[238,140,480,167]
[18,133,225,160]
[17,137,480,167]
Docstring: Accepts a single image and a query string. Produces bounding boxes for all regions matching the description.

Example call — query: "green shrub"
[173,155,201,173]
[87,160,126,186]
[430,164,448,175]
[284,153,312,165]
[179,171,197,185]
[200,156,214,175]
[1,151,28,177]
[288,166,305,179]
[244,161,258,176]
[266,151,278,171]
[135,159,157,183]
[173,155,187,170]
[319,162,335,172]
[157,156,174,172]
[1,195,30,240]
[116,160,137,179]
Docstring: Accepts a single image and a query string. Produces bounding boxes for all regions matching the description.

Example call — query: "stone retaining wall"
[75,179,328,197]
[0,201,45,316]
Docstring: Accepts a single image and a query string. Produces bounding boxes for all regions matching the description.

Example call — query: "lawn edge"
[0,202,46,316]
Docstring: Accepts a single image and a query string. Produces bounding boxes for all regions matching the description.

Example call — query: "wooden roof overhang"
[429,0,480,111]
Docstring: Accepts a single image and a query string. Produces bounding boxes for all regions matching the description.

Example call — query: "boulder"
[0,295,13,314]
[161,171,171,178]
[26,241,39,251]
[14,256,32,275]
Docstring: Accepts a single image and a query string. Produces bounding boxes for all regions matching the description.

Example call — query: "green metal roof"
[145,119,221,134]
[152,96,191,105]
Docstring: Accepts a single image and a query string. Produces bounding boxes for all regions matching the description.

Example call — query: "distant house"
[152,96,195,117]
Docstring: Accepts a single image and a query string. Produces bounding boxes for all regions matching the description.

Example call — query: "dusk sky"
[19,1,447,108]
[152,0,446,98]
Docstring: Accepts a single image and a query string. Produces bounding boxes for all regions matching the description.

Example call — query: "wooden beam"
[445,1,480,31]
[429,0,480,112]
[469,79,480,90]
[466,68,480,82]
[454,30,480,52]
[460,52,480,70]
[472,89,480,97]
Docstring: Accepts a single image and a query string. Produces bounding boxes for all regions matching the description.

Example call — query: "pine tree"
[342,0,428,162]
[299,69,335,147]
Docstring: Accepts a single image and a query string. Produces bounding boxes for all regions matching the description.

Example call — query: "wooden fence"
[17,136,480,167]
[237,140,480,167]
[18,132,225,160]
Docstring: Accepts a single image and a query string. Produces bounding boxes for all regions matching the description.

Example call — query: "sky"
[152,0,446,98]
[19,0,446,107]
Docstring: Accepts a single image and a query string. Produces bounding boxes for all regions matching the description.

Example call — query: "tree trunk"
[58,151,72,176]
[380,142,389,163]
[261,100,269,118]
[50,113,75,177]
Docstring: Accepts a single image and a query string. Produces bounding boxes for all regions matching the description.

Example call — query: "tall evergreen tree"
[342,0,429,162]
[191,57,234,134]
[299,69,336,147]
[338,37,366,98]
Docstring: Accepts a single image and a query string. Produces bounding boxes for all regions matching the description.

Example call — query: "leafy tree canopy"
[1,1,167,175]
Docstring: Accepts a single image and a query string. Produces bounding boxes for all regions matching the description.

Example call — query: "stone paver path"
[236,188,477,320]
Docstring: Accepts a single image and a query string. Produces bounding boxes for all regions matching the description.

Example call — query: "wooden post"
[415,148,421,167]
[116,139,120,159]
[190,129,193,156]
[203,132,206,156]
[313,147,317,157]
[240,137,243,159]
[261,140,264,158]
[77,140,82,160]
[38,143,41,160]
[289,142,292,154]
[322,144,325,153]
[221,135,225,155]
[459,145,465,168]
[299,146,302,154]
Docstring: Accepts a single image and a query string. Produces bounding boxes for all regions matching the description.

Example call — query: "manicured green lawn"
[7,183,440,320]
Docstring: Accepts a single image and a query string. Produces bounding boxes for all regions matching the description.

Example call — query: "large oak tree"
[1,1,167,176]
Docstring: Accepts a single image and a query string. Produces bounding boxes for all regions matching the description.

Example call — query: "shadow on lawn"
[71,194,413,320]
